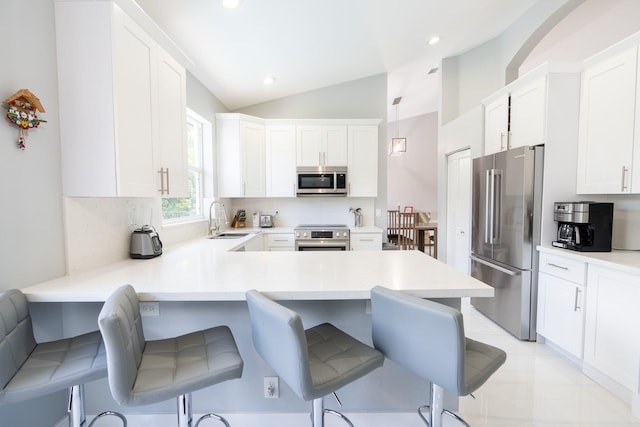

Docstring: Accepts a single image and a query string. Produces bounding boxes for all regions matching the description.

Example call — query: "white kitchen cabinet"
[537,252,587,359]
[483,94,509,155]
[509,77,546,150]
[347,125,379,197]
[217,114,266,198]
[55,1,188,197]
[576,47,640,194]
[265,233,295,251]
[265,125,296,197]
[350,232,382,251]
[584,264,640,391]
[296,125,348,166]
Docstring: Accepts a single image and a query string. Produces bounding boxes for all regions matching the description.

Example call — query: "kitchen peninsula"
[20,234,493,421]
[22,233,492,302]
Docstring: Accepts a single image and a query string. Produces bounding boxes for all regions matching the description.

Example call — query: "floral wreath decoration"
[3,89,46,150]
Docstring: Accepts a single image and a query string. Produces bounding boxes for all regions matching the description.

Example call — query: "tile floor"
[459,299,640,426]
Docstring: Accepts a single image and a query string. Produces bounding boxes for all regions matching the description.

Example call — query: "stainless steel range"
[294,224,350,251]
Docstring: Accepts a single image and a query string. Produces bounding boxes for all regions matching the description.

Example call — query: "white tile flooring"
[458,299,640,426]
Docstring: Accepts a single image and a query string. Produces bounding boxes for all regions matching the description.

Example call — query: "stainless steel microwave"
[296,166,347,196]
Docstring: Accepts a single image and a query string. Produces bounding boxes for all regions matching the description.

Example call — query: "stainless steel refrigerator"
[470,145,544,340]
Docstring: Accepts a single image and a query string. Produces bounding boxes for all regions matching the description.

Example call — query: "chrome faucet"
[208,201,228,235]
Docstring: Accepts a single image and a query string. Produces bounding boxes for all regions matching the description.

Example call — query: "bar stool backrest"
[98,284,147,405]
[245,290,314,400]
[371,286,466,395]
[0,290,37,391]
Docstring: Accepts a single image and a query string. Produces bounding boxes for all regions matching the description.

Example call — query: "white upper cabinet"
[484,94,509,155]
[347,125,379,197]
[265,125,297,197]
[55,1,188,197]
[577,47,640,194]
[509,77,546,149]
[217,115,265,198]
[296,125,348,166]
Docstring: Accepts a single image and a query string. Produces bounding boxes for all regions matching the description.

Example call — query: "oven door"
[295,240,349,251]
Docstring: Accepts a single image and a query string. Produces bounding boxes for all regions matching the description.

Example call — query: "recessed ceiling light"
[221,0,242,9]
[263,76,276,85]
[428,36,440,45]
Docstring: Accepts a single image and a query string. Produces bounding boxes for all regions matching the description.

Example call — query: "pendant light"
[389,96,406,156]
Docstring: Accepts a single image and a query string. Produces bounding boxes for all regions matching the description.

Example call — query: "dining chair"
[397,212,418,250]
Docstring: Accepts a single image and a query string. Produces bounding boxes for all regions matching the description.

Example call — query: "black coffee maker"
[552,202,613,252]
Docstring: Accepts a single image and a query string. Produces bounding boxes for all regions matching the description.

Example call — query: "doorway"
[446,148,471,274]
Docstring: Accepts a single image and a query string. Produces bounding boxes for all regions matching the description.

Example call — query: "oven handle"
[295,240,350,251]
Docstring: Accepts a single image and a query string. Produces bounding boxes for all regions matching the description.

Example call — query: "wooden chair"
[397,212,417,250]
[387,210,399,244]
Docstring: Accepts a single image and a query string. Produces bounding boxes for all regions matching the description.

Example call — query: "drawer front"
[539,252,586,284]
[350,233,382,250]
[266,233,294,247]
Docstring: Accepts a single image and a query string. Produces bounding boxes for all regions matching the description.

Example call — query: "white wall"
[387,112,438,215]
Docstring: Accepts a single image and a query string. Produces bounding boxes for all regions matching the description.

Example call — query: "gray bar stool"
[0,289,126,427]
[98,285,244,427]
[370,286,506,427]
[245,289,384,427]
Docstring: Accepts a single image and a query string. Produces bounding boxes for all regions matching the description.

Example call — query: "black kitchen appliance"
[552,202,613,252]
[130,225,163,259]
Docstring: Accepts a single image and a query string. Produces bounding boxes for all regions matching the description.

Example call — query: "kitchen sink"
[208,233,250,239]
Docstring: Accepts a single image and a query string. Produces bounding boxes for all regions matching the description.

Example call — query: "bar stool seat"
[98,285,243,427]
[245,289,384,427]
[0,289,125,427]
[370,286,506,427]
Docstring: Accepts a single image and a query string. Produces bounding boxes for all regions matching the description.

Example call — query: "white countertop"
[538,245,640,275]
[22,233,491,302]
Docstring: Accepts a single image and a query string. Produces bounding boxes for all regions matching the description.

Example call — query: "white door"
[446,149,471,273]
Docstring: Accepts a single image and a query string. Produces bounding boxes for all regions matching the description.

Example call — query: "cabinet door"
[510,77,546,149]
[323,125,348,166]
[266,125,296,197]
[484,94,509,155]
[296,126,322,166]
[241,121,266,197]
[537,272,585,358]
[350,233,382,251]
[584,265,640,390]
[157,50,188,197]
[577,47,638,194]
[113,11,157,197]
[347,125,378,197]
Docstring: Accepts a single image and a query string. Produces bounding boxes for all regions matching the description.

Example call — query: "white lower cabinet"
[584,264,640,391]
[350,232,382,251]
[265,233,295,251]
[537,252,586,359]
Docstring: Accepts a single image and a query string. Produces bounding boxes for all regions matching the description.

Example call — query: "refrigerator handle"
[470,255,519,276]
[485,170,491,244]
[492,170,502,243]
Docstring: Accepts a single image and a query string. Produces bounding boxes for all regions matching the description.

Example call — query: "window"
[161,109,210,223]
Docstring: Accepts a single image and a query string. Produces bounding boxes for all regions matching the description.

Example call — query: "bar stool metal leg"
[417,383,471,427]
[177,393,193,427]
[69,385,127,427]
[311,398,324,427]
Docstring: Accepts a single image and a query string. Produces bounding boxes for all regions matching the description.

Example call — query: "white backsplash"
[225,198,376,229]
[63,196,375,274]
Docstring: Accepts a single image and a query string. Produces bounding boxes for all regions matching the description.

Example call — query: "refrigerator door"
[471,154,495,260]
[470,255,535,340]
[492,147,536,270]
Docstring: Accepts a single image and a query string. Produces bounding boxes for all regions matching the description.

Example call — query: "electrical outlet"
[140,302,160,317]
[264,376,279,398]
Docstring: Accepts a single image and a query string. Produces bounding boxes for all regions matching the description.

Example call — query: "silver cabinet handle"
[165,168,170,195]
[507,131,512,150]
[500,132,505,151]
[547,262,568,271]
[359,238,375,242]
[158,168,169,195]
[622,166,629,191]
[574,287,582,311]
